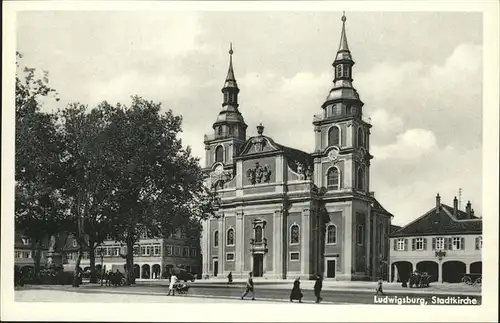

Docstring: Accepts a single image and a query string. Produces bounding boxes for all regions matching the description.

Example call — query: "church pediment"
[239,135,281,156]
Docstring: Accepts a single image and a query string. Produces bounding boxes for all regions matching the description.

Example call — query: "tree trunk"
[126,238,135,286]
[89,239,97,283]
[73,247,83,287]
[31,239,42,279]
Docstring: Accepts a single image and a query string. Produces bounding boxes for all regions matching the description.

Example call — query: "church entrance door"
[326,259,336,278]
[253,254,264,277]
[213,259,218,277]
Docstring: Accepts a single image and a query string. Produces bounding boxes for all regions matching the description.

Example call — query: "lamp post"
[100,249,104,287]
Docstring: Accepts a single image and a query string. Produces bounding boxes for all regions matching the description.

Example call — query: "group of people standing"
[234,272,324,303]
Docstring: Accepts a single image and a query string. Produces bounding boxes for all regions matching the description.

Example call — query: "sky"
[16,10,483,226]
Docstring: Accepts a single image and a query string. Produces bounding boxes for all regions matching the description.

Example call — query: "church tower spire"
[312,12,372,195]
[326,12,359,102]
[222,42,239,108]
[204,43,247,171]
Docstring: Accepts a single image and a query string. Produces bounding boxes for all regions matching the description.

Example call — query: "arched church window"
[356,167,364,191]
[226,228,235,246]
[326,224,337,244]
[213,230,219,247]
[327,167,340,190]
[357,127,364,147]
[215,145,224,163]
[254,226,263,243]
[328,126,340,147]
[224,92,229,103]
[290,224,300,245]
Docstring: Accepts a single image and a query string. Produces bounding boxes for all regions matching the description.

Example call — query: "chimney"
[453,196,458,217]
[471,208,475,218]
[466,201,472,217]
[435,193,441,213]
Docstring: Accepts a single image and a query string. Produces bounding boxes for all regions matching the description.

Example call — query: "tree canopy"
[15,53,214,286]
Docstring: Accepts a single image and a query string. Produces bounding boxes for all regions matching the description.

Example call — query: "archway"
[391,261,413,282]
[141,264,150,279]
[442,261,466,283]
[152,264,161,279]
[417,261,439,282]
[470,261,482,275]
[21,266,35,280]
[84,267,90,271]
[133,264,140,278]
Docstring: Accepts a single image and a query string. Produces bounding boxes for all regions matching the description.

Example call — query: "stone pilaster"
[273,209,284,279]
[366,212,372,279]
[301,208,310,278]
[235,211,244,277]
[217,216,224,278]
[314,126,321,152]
[202,220,210,277]
[346,122,354,148]
[205,145,211,168]
[342,206,353,280]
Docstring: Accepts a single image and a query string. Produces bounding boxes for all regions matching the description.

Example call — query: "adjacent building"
[15,230,201,280]
[389,194,482,283]
[200,14,393,281]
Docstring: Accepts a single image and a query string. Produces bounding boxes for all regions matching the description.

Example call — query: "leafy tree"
[56,103,120,285]
[15,52,67,276]
[101,97,214,285]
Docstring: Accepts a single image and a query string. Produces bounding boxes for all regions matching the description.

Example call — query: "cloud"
[372,128,437,160]
[15,12,483,228]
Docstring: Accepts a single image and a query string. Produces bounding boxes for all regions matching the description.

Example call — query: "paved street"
[16,283,481,304]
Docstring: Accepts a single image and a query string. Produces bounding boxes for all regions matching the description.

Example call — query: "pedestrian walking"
[289,278,303,303]
[167,273,178,296]
[227,271,233,285]
[105,270,112,286]
[241,272,255,300]
[375,277,384,295]
[314,274,323,303]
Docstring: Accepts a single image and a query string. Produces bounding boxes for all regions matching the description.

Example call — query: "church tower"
[312,13,372,193]
[312,13,375,281]
[204,43,248,172]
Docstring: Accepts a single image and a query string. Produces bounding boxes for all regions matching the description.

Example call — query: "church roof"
[390,204,482,237]
[390,224,403,233]
[275,143,314,168]
[371,198,394,217]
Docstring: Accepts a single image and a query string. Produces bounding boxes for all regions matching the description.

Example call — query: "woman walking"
[289,278,303,303]
[167,273,178,296]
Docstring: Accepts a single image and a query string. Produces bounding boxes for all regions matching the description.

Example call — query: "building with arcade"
[200,14,393,281]
[389,194,482,284]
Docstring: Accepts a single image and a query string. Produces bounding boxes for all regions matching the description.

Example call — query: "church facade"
[201,15,393,281]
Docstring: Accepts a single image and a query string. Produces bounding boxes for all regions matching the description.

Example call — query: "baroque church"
[201,14,394,281]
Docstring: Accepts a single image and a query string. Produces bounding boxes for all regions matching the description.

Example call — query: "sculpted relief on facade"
[246,161,272,185]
